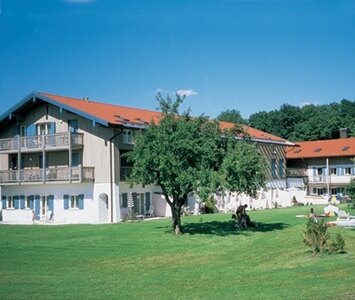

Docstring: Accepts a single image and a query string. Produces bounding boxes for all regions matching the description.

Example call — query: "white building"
[0,92,295,224]
[286,137,355,199]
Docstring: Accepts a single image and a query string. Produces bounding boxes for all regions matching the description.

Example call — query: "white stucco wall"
[1,182,122,224]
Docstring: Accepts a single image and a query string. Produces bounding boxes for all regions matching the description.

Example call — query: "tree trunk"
[170,202,183,234]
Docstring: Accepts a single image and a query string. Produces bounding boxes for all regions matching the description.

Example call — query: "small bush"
[303,218,345,255]
[329,233,345,254]
[204,197,218,214]
[346,178,355,209]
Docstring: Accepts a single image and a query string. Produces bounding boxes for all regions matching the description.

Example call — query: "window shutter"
[271,159,276,177]
[352,167,355,175]
[278,159,284,177]
[122,193,128,208]
[2,196,6,209]
[64,195,69,210]
[34,195,40,219]
[133,193,138,208]
[312,167,316,176]
[29,195,34,209]
[78,194,84,210]
[145,192,150,211]
[20,195,25,209]
[47,195,54,212]
[13,196,20,209]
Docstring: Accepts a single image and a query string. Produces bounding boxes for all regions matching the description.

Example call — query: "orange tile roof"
[286,138,355,159]
[39,92,291,145]
[40,92,161,126]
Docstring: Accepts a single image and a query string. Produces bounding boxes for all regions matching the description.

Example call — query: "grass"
[1,205,355,299]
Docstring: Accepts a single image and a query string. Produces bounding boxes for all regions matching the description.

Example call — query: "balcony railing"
[286,168,306,177]
[0,166,94,184]
[0,132,83,152]
[308,174,355,184]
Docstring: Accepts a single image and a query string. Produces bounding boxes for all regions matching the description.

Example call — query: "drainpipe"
[326,157,330,197]
[109,128,123,223]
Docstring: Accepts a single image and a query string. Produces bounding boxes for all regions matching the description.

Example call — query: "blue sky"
[0,0,354,119]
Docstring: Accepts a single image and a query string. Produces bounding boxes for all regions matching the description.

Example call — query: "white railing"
[0,166,94,184]
[309,174,355,184]
[0,132,83,152]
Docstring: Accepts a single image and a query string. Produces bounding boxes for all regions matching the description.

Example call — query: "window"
[331,168,337,175]
[123,129,134,145]
[72,152,79,167]
[132,192,151,215]
[344,167,352,175]
[25,196,34,209]
[36,122,56,135]
[64,194,84,210]
[317,168,323,175]
[7,196,14,209]
[70,195,79,209]
[68,119,79,133]
[39,154,49,169]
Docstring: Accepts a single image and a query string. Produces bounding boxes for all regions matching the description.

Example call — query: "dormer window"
[123,129,134,145]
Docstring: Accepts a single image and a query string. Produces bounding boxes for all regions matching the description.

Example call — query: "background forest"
[217,99,355,141]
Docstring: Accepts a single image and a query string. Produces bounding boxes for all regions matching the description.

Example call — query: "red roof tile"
[40,93,160,126]
[286,138,355,159]
[40,92,291,145]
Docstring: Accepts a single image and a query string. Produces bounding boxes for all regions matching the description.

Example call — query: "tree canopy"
[127,93,266,234]
[224,99,355,141]
[217,109,247,125]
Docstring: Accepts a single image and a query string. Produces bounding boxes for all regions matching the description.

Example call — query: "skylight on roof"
[294,149,302,153]
[314,148,322,153]
[342,146,350,151]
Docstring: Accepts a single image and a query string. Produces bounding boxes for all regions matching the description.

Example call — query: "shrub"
[303,218,345,255]
[204,197,218,214]
[346,178,355,209]
[329,233,345,254]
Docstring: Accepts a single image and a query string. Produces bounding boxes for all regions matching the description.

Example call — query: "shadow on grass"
[181,220,289,236]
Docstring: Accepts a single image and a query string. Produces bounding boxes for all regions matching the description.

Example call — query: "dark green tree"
[248,99,355,141]
[217,109,247,125]
[127,93,266,234]
[346,177,355,209]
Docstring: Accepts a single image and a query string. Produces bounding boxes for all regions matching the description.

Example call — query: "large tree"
[248,99,355,141]
[217,109,247,125]
[127,93,266,234]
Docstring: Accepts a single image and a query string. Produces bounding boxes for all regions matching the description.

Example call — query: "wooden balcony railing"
[286,168,307,177]
[0,166,94,184]
[0,132,83,152]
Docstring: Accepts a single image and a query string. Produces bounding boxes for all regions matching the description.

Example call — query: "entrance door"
[34,195,54,221]
[98,193,109,223]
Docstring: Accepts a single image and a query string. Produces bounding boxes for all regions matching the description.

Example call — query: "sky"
[0,0,354,119]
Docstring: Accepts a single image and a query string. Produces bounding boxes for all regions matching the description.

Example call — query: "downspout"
[109,128,123,223]
[326,157,330,197]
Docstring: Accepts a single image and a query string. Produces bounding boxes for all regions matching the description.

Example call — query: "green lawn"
[1,205,355,300]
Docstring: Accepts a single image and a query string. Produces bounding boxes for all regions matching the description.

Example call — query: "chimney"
[339,128,348,139]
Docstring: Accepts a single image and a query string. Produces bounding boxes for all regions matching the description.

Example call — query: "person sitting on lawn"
[232,204,256,228]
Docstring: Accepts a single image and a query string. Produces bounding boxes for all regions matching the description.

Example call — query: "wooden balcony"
[0,166,94,185]
[0,132,83,153]
[286,168,307,177]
